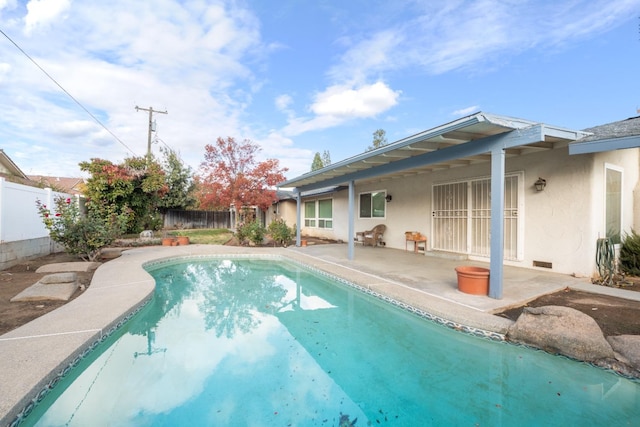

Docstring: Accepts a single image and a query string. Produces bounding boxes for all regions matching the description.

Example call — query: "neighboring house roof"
[27,175,85,195]
[569,116,640,155]
[279,111,588,191]
[0,149,39,186]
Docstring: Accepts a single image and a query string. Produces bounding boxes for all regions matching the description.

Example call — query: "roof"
[27,175,85,195]
[0,149,28,180]
[581,116,640,141]
[569,116,640,155]
[279,111,588,191]
[275,186,347,201]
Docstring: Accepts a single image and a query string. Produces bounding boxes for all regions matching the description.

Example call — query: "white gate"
[432,175,520,259]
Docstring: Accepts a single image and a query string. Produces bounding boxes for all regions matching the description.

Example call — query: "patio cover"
[278,112,589,299]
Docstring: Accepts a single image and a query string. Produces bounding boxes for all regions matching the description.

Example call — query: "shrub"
[268,219,294,247]
[235,220,266,246]
[36,196,128,261]
[245,220,266,246]
[619,230,640,276]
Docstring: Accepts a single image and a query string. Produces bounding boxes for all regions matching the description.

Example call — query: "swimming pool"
[24,257,640,426]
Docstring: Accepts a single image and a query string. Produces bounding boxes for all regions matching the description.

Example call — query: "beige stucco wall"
[292,145,640,278]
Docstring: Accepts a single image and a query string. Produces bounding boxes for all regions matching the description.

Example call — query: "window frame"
[604,164,623,245]
[303,198,333,229]
[358,190,387,219]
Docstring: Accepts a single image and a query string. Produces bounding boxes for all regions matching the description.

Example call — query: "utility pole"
[135,106,168,156]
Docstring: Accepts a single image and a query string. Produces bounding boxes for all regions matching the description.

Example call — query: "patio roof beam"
[569,135,640,155]
[294,125,545,193]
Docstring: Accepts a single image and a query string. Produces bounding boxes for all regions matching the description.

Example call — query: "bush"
[619,230,640,276]
[36,196,128,261]
[235,220,266,246]
[268,219,294,247]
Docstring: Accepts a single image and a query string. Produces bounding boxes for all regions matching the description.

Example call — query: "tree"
[36,196,127,261]
[197,137,288,211]
[157,146,197,212]
[311,153,324,171]
[322,150,331,167]
[367,129,388,151]
[79,156,168,233]
[311,150,331,171]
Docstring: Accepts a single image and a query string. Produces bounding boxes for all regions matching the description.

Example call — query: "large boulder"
[607,335,640,369]
[506,305,614,362]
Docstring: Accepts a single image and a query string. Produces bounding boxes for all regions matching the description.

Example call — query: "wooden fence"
[163,209,231,229]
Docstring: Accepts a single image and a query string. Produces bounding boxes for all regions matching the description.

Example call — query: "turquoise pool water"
[25,258,639,426]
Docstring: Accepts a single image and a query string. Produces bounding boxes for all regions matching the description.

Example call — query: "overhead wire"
[0,27,138,156]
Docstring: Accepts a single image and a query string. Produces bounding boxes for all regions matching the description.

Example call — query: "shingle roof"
[579,116,640,142]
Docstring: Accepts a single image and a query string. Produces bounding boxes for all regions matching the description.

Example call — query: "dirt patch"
[0,253,96,335]
[496,287,640,337]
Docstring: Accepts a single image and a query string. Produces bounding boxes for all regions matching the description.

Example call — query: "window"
[304,199,333,229]
[318,199,333,229]
[359,191,386,218]
[304,201,316,227]
[605,165,622,244]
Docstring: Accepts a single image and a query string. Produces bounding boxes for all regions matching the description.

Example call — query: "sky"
[1,0,639,181]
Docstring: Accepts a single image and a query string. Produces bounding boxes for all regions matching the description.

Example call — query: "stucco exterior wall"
[294,146,639,278]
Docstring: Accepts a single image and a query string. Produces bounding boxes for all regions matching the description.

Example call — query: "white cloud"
[311,81,400,118]
[452,106,480,117]
[24,0,70,34]
[275,94,293,111]
[281,81,401,137]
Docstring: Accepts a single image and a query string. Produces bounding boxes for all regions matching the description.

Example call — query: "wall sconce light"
[385,194,393,202]
[534,177,547,192]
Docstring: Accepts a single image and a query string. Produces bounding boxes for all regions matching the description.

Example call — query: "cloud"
[24,0,70,34]
[275,94,293,111]
[311,82,400,118]
[452,106,480,117]
[283,81,401,136]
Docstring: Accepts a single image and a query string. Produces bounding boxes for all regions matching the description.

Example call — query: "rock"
[140,230,154,239]
[506,305,614,362]
[39,272,77,284]
[607,335,640,369]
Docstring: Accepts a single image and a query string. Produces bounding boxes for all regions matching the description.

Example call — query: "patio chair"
[356,224,386,247]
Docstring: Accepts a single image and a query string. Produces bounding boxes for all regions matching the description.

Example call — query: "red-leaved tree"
[197,137,288,211]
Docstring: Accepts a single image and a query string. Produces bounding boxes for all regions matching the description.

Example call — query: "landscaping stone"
[506,305,615,362]
[607,335,640,368]
[35,262,101,273]
[39,272,77,284]
[10,279,79,302]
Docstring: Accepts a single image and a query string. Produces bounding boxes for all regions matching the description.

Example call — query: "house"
[27,175,85,195]
[278,112,640,299]
[0,149,36,186]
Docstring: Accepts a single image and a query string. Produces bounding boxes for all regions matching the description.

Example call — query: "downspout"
[489,146,505,299]
[348,180,355,260]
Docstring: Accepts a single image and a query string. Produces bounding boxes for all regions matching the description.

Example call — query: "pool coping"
[0,244,514,426]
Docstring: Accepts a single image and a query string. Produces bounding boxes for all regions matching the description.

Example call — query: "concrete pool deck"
[2,243,640,425]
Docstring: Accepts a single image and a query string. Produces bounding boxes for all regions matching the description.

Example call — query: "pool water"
[25,258,639,426]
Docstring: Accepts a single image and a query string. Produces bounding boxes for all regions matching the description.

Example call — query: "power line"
[0,27,137,156]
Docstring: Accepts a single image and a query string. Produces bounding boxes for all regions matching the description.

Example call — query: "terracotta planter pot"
[300,240,307,247]
[177,236,190,245]
[455,266,490,295]
[162,237,176,246]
